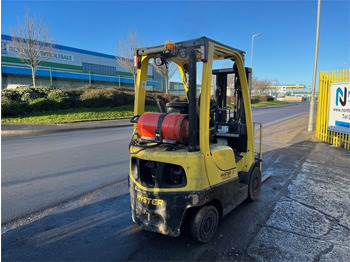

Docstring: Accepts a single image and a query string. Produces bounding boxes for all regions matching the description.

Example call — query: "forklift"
[129,37,262,243]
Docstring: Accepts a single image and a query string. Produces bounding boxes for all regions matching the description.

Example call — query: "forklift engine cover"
[137,112,189,144]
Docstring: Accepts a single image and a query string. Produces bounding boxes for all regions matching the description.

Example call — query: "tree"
[9,8,55,88]
[152,62,178,94]
[271,79,281,98]
[116,30,142,90]
[251,76,273,95]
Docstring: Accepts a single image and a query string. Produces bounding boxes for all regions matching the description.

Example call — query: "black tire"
[248,166,262,201]
[190,205,219,243]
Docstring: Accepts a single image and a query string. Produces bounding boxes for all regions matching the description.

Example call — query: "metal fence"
[316,69,350,149]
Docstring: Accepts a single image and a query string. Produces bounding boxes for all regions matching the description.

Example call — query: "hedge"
[1,97,30,117]
[1,86,187,118]
[251,95,275,102]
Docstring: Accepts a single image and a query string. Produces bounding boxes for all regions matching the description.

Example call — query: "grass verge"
[2,101,290,124]
[226,100,289,109]
[251,100,289,107]
[1,105,158,124]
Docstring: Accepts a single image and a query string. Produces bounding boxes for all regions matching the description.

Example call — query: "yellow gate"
[316,69,350,149]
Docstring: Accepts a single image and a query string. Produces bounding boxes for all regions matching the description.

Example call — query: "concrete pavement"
[246,142,350,261]
[2,113,350,261]
[242,115,350,261]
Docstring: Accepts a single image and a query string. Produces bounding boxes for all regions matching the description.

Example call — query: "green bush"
[80,88,115,107]
[1,86,188,117]
[78,88,135,108]
[64,88,83,108]
[152,93,187,104]
[35,86,54,96]
[48,89,73,109]
[114,91,134,106]
[1,86,55,103]
[17,87,42,102]
[29,98,59,112]
[251,95,275,102]
[48,89,70,105]
[1,89,21,101]
[251,95,265,102]
[1,97,30,117]
[47,89,68,102]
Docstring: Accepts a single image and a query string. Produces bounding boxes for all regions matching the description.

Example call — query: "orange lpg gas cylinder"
[137,112,189,144]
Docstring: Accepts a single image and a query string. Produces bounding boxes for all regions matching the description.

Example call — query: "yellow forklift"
[129,37,262,243]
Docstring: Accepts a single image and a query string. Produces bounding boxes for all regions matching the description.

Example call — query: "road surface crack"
[304,159,350,171]
[262,225,323,241]
[313,243,334,262]
[285,196,350,232]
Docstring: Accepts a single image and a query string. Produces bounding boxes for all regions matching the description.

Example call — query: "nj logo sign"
[336,87,348,106]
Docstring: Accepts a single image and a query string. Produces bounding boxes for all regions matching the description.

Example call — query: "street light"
[250,33,262,97]
[308,0,321,132]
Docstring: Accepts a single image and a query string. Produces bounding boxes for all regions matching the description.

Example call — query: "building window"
[82,62,116,76]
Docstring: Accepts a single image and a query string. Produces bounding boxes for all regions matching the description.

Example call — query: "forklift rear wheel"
[248,166,262,201]
[190,205,219,243]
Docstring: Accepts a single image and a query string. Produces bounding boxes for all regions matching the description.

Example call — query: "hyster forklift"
[129,37,262,243]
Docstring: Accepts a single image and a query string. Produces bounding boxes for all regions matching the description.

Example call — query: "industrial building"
[1,34,164,90]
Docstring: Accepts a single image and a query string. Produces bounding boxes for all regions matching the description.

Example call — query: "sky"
[1,0,349,90]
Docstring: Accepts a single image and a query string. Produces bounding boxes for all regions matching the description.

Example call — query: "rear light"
[164,40,175,53]
[168,166,185,185]
[200,45,206,61]
[134,55,139,68]
[131,157,138,180]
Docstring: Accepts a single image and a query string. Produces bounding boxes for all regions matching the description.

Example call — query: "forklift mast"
[212,67,252,154]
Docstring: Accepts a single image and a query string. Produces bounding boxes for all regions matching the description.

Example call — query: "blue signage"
[328,83,350,134]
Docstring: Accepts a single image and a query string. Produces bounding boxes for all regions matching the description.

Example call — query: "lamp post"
[250,33,262,98]
[308,0,321,132]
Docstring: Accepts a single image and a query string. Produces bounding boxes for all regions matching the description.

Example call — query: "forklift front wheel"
[248,167,262,201]
[190,205,219,243]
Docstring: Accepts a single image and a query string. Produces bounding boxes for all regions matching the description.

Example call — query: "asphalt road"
[1,103,310,223]
[2,127,131,223]
[252,102,309,126]
[5,112,345,262]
